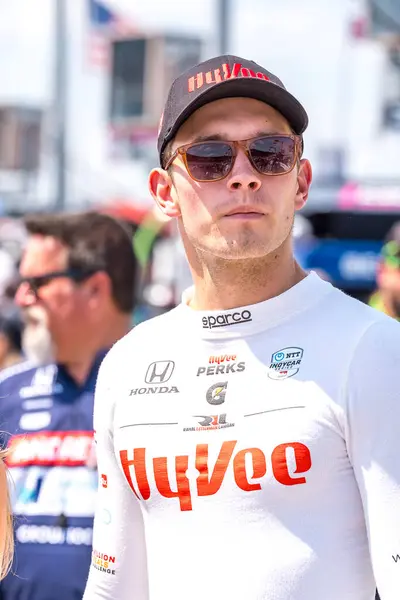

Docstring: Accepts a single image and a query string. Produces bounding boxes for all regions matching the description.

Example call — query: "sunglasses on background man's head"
[164,134,302,182]
[19,269,99,299]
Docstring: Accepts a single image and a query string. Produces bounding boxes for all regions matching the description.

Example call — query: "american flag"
[87,0,137,69]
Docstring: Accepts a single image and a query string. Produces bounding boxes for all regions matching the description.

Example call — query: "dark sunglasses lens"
[185,142,234,181]
[249,136,296,174]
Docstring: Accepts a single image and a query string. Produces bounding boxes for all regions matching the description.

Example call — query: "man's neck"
[60,314,132,385]
[0,352,23,371]
[189,245,306,311]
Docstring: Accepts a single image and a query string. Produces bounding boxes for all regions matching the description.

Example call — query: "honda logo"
[145,361,175,384]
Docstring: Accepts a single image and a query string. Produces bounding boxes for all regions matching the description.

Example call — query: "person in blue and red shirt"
[0,211,137,600]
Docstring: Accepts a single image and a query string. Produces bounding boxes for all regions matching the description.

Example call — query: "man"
[0,211,137,600]
[84,56,400,600]
[369,221,400,319]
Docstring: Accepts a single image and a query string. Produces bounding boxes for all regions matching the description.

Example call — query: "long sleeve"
[345,318,400,600]
[83,347,149,600]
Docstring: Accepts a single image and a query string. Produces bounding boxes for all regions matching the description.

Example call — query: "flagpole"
[218,0,229,54]
[53,0,67,212]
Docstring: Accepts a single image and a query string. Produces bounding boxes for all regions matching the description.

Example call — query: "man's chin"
[22,327,55,366]
[204,245,271,261]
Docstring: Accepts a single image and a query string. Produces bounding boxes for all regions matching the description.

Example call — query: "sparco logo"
[206,382,228,405]
[202,310,252,329]
[145,361,174,384]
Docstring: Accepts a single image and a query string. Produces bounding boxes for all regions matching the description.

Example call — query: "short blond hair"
[0,449,13,580]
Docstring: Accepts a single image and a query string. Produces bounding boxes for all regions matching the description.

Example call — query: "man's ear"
[148,168,181,218]
[83,271,111,309]
[294,159,313,211]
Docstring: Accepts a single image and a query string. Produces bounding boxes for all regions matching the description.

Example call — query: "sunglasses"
[19,269,98,299]
[164,134,301,182]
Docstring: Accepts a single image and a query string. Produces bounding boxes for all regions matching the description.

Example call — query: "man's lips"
[223,207,265,219]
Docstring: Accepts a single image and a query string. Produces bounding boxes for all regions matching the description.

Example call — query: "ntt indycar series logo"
[268,347,304,380]
[202,310,252,329]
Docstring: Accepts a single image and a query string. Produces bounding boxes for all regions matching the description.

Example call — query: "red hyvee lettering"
[188,63,270,92]
[209,355,237,364]
[120,440,312,512]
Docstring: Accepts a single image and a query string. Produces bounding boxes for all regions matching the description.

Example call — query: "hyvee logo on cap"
[188,62,270,92]
[202,310,252,329]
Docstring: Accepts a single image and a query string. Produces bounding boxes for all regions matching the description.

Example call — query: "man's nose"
[225,150,262,192]
[14,282,36,308]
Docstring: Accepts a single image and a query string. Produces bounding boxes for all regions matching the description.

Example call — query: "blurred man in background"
[369,221,400,319]
[0,211,138,600]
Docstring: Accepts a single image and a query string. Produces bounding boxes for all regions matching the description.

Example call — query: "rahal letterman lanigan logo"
[183,413,234,432]
[268,347,304,380]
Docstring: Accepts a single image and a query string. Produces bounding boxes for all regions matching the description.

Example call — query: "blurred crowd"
[0,210,398,376]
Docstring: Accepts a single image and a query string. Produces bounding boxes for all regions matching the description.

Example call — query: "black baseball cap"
[158,54,309,167]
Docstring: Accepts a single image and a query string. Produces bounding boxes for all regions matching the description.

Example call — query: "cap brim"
[163,77,308,154]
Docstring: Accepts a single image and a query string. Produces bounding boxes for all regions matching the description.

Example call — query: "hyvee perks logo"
[130,360,179,396]
[202,310,252,330]
[183,413,234,433]
[101,474,108,488]
[268,347,304,380]
[120,440,312,512]
[206,382,228,405]
[197,354,245,377]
